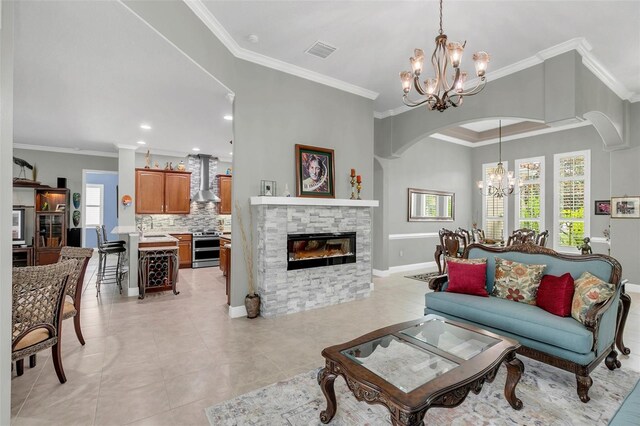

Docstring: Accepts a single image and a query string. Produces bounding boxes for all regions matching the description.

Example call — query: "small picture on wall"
[594,200,611,215]
[295,144,335,198]
[611,196,640,219]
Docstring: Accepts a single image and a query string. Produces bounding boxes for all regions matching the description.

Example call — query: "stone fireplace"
[252,197,378,317]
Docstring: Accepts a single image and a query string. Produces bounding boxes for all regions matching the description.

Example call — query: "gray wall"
[385,138,473,268]
[124,1,374,309]
[471,125,610,250]
[12,148,118,227]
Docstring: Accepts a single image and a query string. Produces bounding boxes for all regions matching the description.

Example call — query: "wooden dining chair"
[456,228,472,246]
[506,228,537,246]
[472,228,486,243]
[59,247,94,345]
[536,230,549,247]
[12,260,77,383]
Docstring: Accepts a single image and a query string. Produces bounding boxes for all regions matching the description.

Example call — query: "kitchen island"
[137,233,179,299]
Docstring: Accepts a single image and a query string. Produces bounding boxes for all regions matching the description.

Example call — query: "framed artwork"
[295,144,335,198]
[594,200,611,216]
[611,196,640,219]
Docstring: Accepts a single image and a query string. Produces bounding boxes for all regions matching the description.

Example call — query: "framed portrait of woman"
[295,144,335,198]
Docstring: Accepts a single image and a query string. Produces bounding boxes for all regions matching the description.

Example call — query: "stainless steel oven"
[192,230,220,268]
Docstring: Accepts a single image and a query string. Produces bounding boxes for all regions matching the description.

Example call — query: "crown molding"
[431,120,592,148]
[375,37,638,117]
[14,143,118,158]
[183,0,378,101]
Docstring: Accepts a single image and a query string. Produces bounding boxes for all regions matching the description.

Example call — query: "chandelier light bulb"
[410,49,425,75]
[455,72,467,93]
[400,71,413,93]
[425,78,438,95]
[473,51,490,77]
[446,42,464,68]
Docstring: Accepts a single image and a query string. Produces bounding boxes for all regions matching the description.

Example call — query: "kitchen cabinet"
[220,236,231,276]
[171,233,193,269]
[135,169,191,214]
[34,188,68,265]
[218,175,232,215]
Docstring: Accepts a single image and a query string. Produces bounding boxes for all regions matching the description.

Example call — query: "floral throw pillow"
[492,258,546,305]
[571,272,615,324]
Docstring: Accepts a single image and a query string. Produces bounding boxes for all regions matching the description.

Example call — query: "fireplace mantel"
[250,196,379,207]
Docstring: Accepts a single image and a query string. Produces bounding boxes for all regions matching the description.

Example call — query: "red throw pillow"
[536,273,575,317]
[446,261,488,297]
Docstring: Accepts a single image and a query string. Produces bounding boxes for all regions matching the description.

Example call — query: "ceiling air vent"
[305,41,337,59]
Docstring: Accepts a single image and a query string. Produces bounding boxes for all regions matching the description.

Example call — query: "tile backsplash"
[135,155,232,232]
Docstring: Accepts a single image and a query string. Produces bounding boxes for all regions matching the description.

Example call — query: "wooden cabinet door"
[218,175,232,214]
[164,172,191,214]
[136,170,165,214]
[177,240,192,268]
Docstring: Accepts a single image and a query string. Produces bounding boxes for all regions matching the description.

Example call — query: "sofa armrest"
[584,289,620,353]
[428,274,448,292]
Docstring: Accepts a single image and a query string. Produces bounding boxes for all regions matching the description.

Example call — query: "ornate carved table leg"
[434,244,443,275]
[391,409,428,426]
[616,290,631,355]
[318,366,338,424]
[504,352,524,410]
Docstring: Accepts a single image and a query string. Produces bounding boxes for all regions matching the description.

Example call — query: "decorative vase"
[176,160,186,171]
[73,193,81,209]
[72,210,81,227]
[245,294,260,319]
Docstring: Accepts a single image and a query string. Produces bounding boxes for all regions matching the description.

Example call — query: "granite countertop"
[138,233,179,244]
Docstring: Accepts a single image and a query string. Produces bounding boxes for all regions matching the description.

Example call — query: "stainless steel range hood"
[192,154,221,203]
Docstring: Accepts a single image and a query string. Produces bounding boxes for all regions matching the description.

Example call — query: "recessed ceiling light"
[223,115,233,121]
[192,147,200,152]
[229,152,233,155]
[140,123,152,130]
[137,140,146,145]
[247,34,259,44]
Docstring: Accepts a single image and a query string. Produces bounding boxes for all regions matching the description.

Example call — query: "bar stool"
[95,226,127,296]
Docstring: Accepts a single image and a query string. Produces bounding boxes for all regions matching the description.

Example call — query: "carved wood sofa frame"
[428,242,630,403]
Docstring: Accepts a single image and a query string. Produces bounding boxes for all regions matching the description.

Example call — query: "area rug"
[405,271,440,282]
[205,358,639,425]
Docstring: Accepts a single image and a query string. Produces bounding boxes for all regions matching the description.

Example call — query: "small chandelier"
[399,0,490,112]
[477,121,521,198]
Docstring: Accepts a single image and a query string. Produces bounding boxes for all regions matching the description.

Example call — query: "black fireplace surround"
[287,232,356,271]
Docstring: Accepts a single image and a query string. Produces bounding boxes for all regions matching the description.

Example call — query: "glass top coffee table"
[318,315,523,425]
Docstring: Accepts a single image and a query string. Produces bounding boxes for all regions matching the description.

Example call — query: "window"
[482,162,508,240]
[554,150,590,252]
[85,184,104,227]
[515,157,545,233]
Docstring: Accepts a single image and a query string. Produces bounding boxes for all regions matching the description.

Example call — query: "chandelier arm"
[456,79,487,97]
[413,76,428,96]
[402,95,433,108]
[430,46,442,93]
[441,58,457,93]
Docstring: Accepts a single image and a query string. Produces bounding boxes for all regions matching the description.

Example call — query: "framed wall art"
[295,144,335,198]
[594,200,611,216]
[611,196,640,219]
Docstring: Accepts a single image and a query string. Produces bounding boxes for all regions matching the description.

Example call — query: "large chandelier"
[399,0,490,112]
[477,121,521,198]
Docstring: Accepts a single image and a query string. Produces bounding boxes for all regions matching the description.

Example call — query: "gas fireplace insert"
[287,232,356,270]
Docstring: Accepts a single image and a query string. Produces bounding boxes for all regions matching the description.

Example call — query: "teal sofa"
[609,378,640,425]
[426,243,630,403]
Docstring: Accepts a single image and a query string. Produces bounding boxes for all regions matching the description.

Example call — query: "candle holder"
[356,183,362,200]
[350,176,357,200]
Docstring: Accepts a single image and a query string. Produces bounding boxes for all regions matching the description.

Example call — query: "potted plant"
[235,202,260,318]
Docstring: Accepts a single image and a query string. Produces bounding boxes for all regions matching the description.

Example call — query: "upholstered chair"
[12,259,77,383]
[59,247,94,344]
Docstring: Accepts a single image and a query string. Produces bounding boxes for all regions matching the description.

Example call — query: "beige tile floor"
[10,259,640,425]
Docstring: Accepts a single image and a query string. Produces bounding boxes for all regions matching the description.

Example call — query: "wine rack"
[138,248,179,299]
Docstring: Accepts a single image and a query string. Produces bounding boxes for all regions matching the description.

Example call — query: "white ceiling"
[202,0,640,113]
[14,1,233,159]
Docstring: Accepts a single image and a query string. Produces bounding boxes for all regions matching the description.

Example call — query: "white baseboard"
[127,287,139,298]
[388,261,437,274]
[370,282,375,291]
[372,269,390,277]
[228,304,248,318]
[625,283,640,293]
